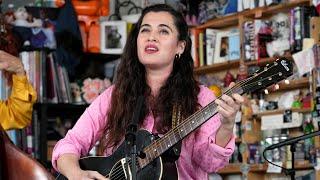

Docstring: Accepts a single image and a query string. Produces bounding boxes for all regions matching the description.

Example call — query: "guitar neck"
[138,86,244,169]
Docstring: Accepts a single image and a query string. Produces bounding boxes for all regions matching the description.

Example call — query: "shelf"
[244,56,293,66]
[197,0,310,29]
[197,13,240,29]
[194,60,240,75]
[34,103,88,119]
[19,46,56,53]
[34,103,88,109]
[218,163,267,174]
[218,161,313,174]
[246,0,310,18]
[266,77,310,92]
[193,56,293,75]
[218,163,242,174]
[253,108,312,117]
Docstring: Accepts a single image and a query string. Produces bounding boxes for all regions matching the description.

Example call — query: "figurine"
[237,63,248,82]
[70,82,83,104]
[266,13,290,57]
[292,90,303,108]
[12,7,42,27]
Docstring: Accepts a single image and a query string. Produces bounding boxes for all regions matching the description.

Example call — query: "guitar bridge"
[120,158,132,180]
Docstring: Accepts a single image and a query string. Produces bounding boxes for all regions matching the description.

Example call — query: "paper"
[293,48,315,76]
[261,112,302,130]
[267,162,283,173]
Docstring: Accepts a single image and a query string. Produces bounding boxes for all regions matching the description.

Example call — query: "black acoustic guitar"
[56,57,293,180]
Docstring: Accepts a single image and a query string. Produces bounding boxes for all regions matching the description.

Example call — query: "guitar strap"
[161,104,182,163]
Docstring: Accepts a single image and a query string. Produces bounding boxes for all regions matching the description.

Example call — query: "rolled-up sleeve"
[0,74,37,130]
[51,86,114,170]
[191,86,235,173]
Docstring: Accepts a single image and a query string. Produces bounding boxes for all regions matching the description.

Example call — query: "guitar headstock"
[241,57,293,94]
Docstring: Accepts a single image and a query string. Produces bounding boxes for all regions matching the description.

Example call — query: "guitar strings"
[109,62,288,179]
[142,75,254,156]
[142,68,285,164]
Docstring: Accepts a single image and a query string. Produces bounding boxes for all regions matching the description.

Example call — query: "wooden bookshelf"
[218,163,242,174]
[244,56,293,66]
[266,77,310,92]
[197,13,239,29]
[194,60,240,74]
[197,0,309,29]
[253,108,312,117]
[247,0,310,18]
[218,161,313,175]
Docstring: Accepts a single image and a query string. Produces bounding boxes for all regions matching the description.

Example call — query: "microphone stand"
[264,130,320,180]
[125,96,144,180]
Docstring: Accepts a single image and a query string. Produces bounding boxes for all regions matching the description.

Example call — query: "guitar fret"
[168,135,172,147]
[199,110,205,125]
[159,142,165,155]
[170,132,177,145]
[174,131,180,142]
[173,132,177,143]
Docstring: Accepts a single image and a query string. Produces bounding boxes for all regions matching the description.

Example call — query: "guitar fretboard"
[138,86,244,169]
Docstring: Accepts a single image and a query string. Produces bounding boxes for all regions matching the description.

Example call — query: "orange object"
[72,0,109,16]
[87,21,100,53]
[209,85,222,97]
[55,0,65,7]
[100,0,109,16]
[79,22,88,52]
[78,15,99,32]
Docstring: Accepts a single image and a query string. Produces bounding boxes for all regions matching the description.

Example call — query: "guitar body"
[56,129,178,180]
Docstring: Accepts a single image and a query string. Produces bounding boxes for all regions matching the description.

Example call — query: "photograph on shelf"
[100,21,127,54]
[214,30,230,63]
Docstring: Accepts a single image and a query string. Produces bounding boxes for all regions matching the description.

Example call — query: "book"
[243,21,255,61]
[205,29,219,65]
[228,29,240,60]
[190,28,203,67]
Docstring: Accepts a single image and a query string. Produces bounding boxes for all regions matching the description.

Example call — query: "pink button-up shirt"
[52,85,235,179]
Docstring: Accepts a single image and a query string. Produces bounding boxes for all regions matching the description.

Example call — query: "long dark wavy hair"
[101,4,200,150]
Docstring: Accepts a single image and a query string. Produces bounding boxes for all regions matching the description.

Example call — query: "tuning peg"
[274,84,279,90]
[284,80,289,84]
[264,89,269,94]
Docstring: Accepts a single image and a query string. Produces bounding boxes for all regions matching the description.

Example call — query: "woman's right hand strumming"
[57,153,108,180]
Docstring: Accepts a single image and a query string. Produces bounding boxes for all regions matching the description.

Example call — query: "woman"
[52,4,244,180]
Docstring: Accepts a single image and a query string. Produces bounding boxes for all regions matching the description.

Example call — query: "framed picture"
[100,21,127,54]
[214,30,230,63]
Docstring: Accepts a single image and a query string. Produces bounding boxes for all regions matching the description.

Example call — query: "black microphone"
[265,130,320,150]
[126,95,144,144]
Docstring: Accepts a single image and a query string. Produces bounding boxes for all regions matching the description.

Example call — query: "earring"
[175,53,181,60]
